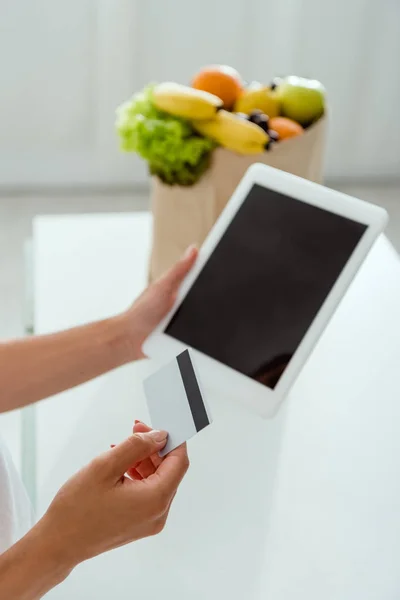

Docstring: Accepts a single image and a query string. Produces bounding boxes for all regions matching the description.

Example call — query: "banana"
[152,82,222,120]
[192,110,269,155]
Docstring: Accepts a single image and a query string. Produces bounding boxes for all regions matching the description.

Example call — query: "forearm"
[0,519,73,600]
[0,313,136,413]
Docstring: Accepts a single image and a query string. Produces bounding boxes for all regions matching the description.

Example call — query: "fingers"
[136,459,156,479]
[107,421,187,495]
[126,467,143,480]
[133,421,162,478]
[133,420,151,434]
[150,443,189,497]
[103,430,168,481]
[158,245,198,291]
[127,422,189,497]
[133,421,163,468]
[110,442,144,479]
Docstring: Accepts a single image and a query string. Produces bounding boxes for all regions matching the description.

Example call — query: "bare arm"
[0,247,197,414]
[0,428,189,599]
[0,315,132,412]
[0,520,71,600]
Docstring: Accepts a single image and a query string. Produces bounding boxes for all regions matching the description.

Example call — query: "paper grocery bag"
[149,171,218,281]
[149,116,326,281]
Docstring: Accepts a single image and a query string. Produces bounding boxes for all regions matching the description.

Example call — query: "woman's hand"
[40,429,189,568]
[122,245,198,360]
[0,245,197,414]
[0,428,189,599]
[126,420,164,480]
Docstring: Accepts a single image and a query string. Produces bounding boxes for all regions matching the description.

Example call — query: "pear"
[234,82,280,118]
[277,76,325,127]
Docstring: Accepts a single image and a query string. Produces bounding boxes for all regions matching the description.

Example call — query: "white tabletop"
[33,213,400,600]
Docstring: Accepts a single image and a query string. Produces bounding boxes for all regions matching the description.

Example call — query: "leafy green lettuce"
[116,85,215,186]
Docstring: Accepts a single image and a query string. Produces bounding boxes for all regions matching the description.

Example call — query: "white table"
[33,213,400,600]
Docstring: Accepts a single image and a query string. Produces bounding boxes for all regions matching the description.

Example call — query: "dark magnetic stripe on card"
[177,350,209,432]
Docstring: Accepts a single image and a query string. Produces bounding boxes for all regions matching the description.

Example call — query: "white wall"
[0,0,145,187]
[0,0,399,187]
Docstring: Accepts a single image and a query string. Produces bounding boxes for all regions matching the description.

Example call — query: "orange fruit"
[191,65,243,110]
[269,117,303,140]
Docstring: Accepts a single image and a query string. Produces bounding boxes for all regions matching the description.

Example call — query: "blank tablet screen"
[166,184,367,389]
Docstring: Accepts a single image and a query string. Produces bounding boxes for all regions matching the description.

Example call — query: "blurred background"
[0,0,399,467]
[1,0,400,188]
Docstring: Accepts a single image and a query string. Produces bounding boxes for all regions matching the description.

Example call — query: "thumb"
[104,430,168,480]
[158,245,198,291]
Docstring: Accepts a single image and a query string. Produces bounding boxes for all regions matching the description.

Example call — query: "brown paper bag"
[149,116,326,281]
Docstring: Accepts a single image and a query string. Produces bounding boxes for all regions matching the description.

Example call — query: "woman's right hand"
[38,429,189,571]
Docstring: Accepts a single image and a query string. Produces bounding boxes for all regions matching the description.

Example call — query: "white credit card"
[144,349,212,456]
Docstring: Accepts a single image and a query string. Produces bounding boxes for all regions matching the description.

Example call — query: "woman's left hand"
[122,245,197,360]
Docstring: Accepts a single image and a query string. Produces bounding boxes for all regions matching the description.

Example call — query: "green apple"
[277,76,325,126]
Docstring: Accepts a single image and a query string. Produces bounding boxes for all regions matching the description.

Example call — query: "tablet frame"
[144,163,388,418]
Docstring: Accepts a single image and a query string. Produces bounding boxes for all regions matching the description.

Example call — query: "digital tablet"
[144,163,388,418]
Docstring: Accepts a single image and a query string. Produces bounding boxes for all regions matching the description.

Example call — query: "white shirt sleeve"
[0,436,35,553]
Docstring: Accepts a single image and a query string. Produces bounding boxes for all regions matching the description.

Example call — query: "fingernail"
[110,444,116,448]
[148,429,168,443]
[183,245,196,259]
[134,419,141,424]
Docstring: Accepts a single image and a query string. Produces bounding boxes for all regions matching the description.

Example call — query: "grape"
[248,110,269,126]
[269,129,279,142]
[256,120,269,134]
[258,114,269,126]
[246,110,270,134]
[249,109,263,119]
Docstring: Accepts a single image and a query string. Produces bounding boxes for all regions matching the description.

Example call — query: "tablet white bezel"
[144,163,388,418]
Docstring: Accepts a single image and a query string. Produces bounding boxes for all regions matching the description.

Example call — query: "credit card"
[144,349,212,456]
